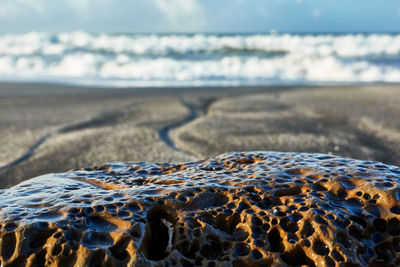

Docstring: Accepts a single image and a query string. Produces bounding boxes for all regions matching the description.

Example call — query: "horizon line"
[1,30,400,35]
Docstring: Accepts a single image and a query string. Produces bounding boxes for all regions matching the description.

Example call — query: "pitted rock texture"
[1,152,400,266]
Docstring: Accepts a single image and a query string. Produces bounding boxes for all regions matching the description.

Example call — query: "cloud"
[0,0,45,18]
[0,0,112,19]
[68,0,92,14]
[67,0,111,17]
[155,0,206,28]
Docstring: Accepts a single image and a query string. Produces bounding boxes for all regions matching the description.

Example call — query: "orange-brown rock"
[1,152,400,266]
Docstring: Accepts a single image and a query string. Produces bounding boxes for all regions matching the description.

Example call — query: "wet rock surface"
[1,151,400,266]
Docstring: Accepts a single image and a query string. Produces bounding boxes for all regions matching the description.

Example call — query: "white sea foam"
[0,32,399,86]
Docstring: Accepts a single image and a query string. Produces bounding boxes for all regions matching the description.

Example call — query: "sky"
[0,0,399,33]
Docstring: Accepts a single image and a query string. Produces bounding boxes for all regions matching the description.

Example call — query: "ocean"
[0,32,399,87]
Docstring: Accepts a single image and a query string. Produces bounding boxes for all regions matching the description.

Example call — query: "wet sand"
[0,83,399,188]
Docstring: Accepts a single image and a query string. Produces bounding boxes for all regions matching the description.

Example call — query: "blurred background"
[0,0,399,86]
[0,0,399,188]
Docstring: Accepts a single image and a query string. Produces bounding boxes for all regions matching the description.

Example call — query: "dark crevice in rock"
[268,228,284,252]
[140,206,177,261]
[1,232,16,261]
[89,250,106,267]
[34,249,47,267]
[109,236,131,261]
[281,246,315,267]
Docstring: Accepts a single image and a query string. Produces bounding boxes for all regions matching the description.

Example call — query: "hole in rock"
[374,241,394,264]
[313,239,330,255]
[89,250,106,267]
[216,213,241,234]
[388,218,400,236]
[373,218,386,232]
[281,246,315,267]
[268,228,284,252]
[177,239,200,259]
[301,220,314,238]
[233,243,250,258]
[51,244,62,256]
[332,249,345,262]
[141,206,177,261]
[110,236,130,261]
[325,255,335,267]
[251,249,263,260]
[35,249,47,267]
[200,244,222,260]
[29,228,56,249]
[1,232,16,261]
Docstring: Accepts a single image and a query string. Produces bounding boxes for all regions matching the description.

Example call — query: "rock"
[0,151,400,266]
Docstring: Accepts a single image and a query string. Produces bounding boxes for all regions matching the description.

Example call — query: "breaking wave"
[0,32,399,86]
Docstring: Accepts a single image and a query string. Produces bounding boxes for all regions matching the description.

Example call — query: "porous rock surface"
[1,152,400,266]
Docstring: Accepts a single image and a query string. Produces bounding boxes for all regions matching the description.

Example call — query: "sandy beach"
[0,83,399,188]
